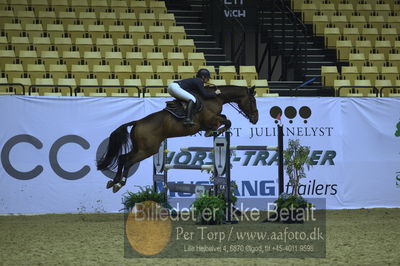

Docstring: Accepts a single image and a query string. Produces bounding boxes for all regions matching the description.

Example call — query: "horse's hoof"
[113,184,122,193]
[106,180,114,189]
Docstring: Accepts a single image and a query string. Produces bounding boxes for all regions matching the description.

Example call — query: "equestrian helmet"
[196,68,211,79]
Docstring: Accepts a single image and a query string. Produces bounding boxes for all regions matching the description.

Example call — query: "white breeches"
[167,82,197,103]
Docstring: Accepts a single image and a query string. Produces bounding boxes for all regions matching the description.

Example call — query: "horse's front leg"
[205,114,232,137]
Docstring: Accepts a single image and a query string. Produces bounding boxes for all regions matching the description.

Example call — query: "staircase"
[165,0,233,68]
[260,0,340,84]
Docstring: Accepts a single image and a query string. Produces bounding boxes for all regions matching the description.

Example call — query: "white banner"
[0,95,399,214]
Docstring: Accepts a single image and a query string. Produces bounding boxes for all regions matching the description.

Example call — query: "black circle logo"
[269,106,312,123]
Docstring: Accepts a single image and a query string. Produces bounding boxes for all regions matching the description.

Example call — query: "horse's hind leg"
[112,146,159,193]
[106,154,127,189]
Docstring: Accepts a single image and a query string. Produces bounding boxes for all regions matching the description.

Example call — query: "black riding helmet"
[196,68,211,79]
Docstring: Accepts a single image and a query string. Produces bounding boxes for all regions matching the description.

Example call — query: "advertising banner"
[0,95,399,214]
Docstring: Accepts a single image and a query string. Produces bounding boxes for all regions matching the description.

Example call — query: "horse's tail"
[97,121,136,171]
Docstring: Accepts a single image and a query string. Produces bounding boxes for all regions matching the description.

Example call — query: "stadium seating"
[0,0,263,97]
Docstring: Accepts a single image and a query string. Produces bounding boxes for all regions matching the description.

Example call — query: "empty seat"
[126,51,144,66]
[58,11,77,25]
[138,38,156,54]
[324,26,341,48]
[374,79,392,95]
[87,24,106,40]
[321,66,339,87]
[4,23,23,39]
[108,25,126,39]
[177,39,195,56]
[0,50,16,68]
[251,79,269,96]
[46,24,65,42]
[98,12,118,27]
[341,66,359,81]
[74,37,93,53]
[114,65,133,82]
[218,66,237,83]
[37,10,56,26]
[96,38,114,56]
[11,36,30,54]
[158,13,175,28]
[123,78,142,97]
[84,51,102,67]
[209,79,227,86]
[117,37,135,54]
[101,78,121,96]
[33,36,54,56]
[27,64,46,81]
[144,78,165,96]
[188,52,205,69]
[19,50,39,68]
[5,63,24,81]
[71,64,90,81]
[62,51,81,66]
[149,1,167,15]
[349,51,366,70]
[128,26,147,44]
[361,65,379,82]
[135,65,154,83]
[24,24,44,41]
[149,25,166,42]
[313,13,329,36]
[177,65,195,79]
[230,79,248,87]
[119,11,137,27]
[156,65,175,84]
[381,66,399,84]
[239,65,258,85]
[167,52,185,68]
[146,52,165,67]
[70,0,89,13]
[67,24,86,41]
[157,38,176,57]
[138,13,157,30]
[333,79,351,96]
[130,1,148,15]
[55,37,73,52]
[105,51,123,66]
[336,39,353,61]
[168,26,186,42]
[92,64,112,82]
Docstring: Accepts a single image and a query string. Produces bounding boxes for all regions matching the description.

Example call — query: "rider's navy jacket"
[175,78,217,99]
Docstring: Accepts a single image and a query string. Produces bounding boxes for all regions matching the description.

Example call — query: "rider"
[167,68,221,126]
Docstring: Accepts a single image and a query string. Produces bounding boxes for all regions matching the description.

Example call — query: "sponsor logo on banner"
[0,134,139,180]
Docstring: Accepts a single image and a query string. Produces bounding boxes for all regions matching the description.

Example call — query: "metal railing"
[74,85,141,97]
[337,86,379,97]
[0,83,25,95]
[29,85,73,96]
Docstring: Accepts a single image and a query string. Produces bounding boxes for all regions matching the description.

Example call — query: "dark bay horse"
[97,85,259,192]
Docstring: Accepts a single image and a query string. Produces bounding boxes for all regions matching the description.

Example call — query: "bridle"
[227,87,256,121]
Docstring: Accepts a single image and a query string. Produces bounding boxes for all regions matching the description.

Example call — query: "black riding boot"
[183,100,195,126]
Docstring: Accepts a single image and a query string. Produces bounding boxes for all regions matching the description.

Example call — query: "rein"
[218,86,255,120]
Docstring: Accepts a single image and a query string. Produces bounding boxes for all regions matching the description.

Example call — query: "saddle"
[164,98,203,119]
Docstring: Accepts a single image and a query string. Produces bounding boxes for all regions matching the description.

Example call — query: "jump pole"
[153,124,284,220]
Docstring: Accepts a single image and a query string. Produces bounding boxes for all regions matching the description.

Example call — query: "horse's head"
[237,86,259,124]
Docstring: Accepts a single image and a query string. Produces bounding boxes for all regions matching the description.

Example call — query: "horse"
[97,85,259,193]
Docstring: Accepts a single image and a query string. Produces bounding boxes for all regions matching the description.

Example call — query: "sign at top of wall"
[220,0,258,28]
